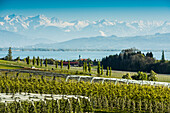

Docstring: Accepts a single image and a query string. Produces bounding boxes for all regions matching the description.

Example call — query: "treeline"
[101,48,170,74]
[0,48,121,51]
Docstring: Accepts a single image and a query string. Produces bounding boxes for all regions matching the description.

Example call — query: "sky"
[0,0,170,21]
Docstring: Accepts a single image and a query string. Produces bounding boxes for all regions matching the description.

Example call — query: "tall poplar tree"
[40,59,43,67]
[33,56,36,65]
[109,67,112,76]
[45,58,47,67]
[37,56,40,66]
[68,61,70,70]
[26,56,30,65]
[97,61,101,75]
[55,61,58,69]
[7,47,12,61]
[85,62,87,72]
[161,50,165,63]
[83,62,85,72]
[88,62,91,73]
[101,65,104,75]
[106,66,109,76]
[61,60,63,69]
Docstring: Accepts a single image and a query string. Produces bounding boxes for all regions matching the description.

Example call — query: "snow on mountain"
[0,14,170,42]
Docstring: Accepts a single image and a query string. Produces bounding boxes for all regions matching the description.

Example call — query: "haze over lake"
[0,51,169,60]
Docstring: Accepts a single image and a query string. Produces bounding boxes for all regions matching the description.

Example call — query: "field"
[0,60,170,82]
[0,71,169,112]
[0,60,170,112]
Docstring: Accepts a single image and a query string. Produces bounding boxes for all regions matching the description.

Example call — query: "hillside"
[0,30,53,47]
[29,33,170,50]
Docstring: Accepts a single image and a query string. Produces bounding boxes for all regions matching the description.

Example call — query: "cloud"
[99,30,106,36]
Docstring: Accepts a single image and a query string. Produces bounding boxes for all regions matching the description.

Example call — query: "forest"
[101,48,170,74]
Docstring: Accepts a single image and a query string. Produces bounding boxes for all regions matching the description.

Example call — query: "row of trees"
[25,56,44,67]
[82,61,112,76]
[25,57,72,70]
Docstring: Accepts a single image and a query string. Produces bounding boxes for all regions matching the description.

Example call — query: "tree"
[68,61,70,70]
[26,56,30,65]
[61,60,63,69]
[15,56,20,62]
[40,59,43,67]
[33,56,36,65]
[106,66,109,76]
[131,71,147,80]
[161,50,165,63]
[88,62,91,73]
[55,61,58,69]
[109,67,112,76]
[45,58,47,67]
[101,65,103,75]
[97,61,101,75]
[24,58,26,63]
[138,72,147,80]
[85,62,87,72]
[148,70,158,81]
[83,62,85,72]
[37,56,40,66]
[122,73,132,79]
[7,47,12,61]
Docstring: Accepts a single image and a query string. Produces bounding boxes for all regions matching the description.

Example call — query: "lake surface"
[0,51,170,60]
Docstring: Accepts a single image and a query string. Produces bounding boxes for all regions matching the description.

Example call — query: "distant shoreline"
[0,48,170,52]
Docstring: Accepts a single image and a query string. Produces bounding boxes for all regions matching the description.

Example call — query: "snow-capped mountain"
[0,14,170,42]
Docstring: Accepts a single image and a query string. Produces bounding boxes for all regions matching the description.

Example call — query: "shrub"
[122,73,132,80]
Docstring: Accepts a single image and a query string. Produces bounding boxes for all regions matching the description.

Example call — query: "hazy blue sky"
[0,0,170,21]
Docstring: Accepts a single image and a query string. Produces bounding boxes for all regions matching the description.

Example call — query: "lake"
[0,51,170,60]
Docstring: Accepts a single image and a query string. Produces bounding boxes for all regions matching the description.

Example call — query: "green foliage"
[101,65,103,75]
[131,70,158,81]
[61,60,63,69]
[0,73,169,113]
[101,48,155,73]
[97,61,101,75]
[24,58,26,63]
[85,62,87,72]
[55,61,58,69]
[109,67,112,76]
[7,47,12,61]
[122,73,132,80]
[37,56,40,66]
[46,58,55,64]
[14,56,20,61]
[161,50,165,63]
[83,62,85,72]
[68,61,70,70]
[40,59,43,67]
[33,56,36,65]
[26,56,30,65]
[88,62,91,73]
[106,66,109,76]
[148,70,158,81]
[45,58,48,67]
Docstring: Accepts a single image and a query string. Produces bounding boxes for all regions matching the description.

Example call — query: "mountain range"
[0,14,170,42]
[0,14,170,49]
[30,33,170,50]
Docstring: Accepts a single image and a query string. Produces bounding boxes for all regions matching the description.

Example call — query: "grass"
[0,60,170,82]
[0,64,24,69]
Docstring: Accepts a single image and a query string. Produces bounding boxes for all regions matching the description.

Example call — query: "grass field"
[0,60,170,82]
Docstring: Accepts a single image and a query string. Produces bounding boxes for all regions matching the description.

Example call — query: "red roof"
[80,59,87,61]
[63,62,79,65]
